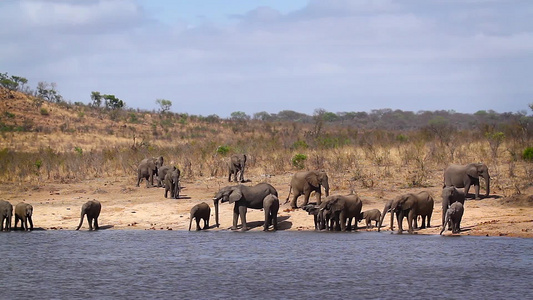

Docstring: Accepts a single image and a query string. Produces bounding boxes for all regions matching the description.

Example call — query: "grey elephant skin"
[136,156,164,188]
[14,202,33,231]
[444,163,490,199]
[391,191,434,234]
[359,209,381,229]
[76,200,101,231]
[377,200,397,232]
[286,170,330,209]
[228,154,247,182]
[440,202,464,235]
[263,194,279,231]
[213,183,278,231]
[189,202,211,231]
[157,165,176,188]
[441,186,465,228]
[324,194,362,231]
[164,168,181,199]
[0,200,13,231]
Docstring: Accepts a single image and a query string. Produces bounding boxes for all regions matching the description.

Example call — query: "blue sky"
[1,0,532,117]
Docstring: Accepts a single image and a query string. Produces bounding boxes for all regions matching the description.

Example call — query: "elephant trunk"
[323,182,330,197]
[484,175,490,197]
[213,199,220,228]
[76,213,85,230]
[188,214,193,231]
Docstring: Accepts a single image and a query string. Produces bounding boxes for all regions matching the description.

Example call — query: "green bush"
[292,140,308,150]
[291,153,307,169]
[40,108,49,116]
[217,145,230,155]
[523,147,533,161]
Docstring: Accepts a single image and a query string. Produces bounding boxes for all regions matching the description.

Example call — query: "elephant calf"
[440,202,464,235]
[14,202,33,231]
[359,209,381,229]
[263,194,279,231]
[189,202,211,231]
[76,200,101,231]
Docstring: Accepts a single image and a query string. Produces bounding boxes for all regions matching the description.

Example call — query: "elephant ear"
[466,164,480,178]
[305,172,320,188]
[326,197,343,212]
[400,195,414,210]
[228,188,243,203]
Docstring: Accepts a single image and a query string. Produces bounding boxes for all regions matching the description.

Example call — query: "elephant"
[263,194,279,231]
[164,168,181,199]
[188,202,211,231]
[303,202,323,230]
[285,170,330,209]
[359,209,381,229]
[440,202,464,235]
[76,200,101,231]
[323,194,362,231]
[14,202,33,231]
[441,186,465,228]
[213,183,278,231]
[391,191,434,234]
[228,154,247,182]
[444,163,490,199]
[157,165,176,187]
[0,200,13,231]
[377,200,396,232]
[136,156,164,188]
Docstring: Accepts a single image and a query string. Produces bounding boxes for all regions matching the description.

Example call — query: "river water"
[1,230,531,299]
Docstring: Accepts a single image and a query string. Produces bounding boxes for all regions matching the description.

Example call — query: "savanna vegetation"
[0,72,532,199]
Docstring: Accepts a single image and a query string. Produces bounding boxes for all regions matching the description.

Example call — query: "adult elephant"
[188,202,211,231]
[323,194,362,231]
[164,168,181,199]
[0,200,13,231]
[213,183,278,231]
[444,163,490,199]
[14,202,33,231]
[391,191,434,234]
[440,202,464,235]
[75,200,101,231]
[441,186,465,228]
[228,154,247,182]
[286,170,330,209]
[136,156,164,188]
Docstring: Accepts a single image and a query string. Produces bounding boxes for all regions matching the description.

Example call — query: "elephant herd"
[0,157,488,234]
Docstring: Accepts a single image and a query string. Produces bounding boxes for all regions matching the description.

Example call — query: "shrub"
[292,140,308,150]
[291,153,307,169]
[40,108,49,116]
[74,147,83,155]
[217,146,230,155]
[523,147,533,161]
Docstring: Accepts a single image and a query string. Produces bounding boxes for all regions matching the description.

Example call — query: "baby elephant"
[15,202,33,231]
[189,202,211,231]
[263,194,279,231]
[76,200,101,231]
[440,202,464,235]
[359,209,381,229]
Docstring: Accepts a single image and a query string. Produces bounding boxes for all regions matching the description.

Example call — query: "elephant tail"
[76,213,85,230]
[285,186,292,203]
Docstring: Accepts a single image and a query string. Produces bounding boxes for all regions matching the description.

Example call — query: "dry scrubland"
[0,88,532,237]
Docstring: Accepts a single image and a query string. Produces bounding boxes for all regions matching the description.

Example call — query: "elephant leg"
[14,216,19,230]
[464,183,472,199]
[239,170,244,182]
[303,190,312,207]
[94,218,99,230]
[28,216,33,230]
[228,172,232,182]
[474,184,480,200]
[427,214,431,228]
[264,209,270,231]
[196,218,201,231]
[273,214,278,231]
[232,205,239,230]
[420,216,426,229]
[239,205,248,232]
[204,217,209,230]
[87,216,94,230]
[290,194,299,209]
[396,213,403,234]
[407,212,415,234]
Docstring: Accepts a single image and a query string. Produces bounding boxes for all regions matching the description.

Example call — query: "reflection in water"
[1,231,531,299]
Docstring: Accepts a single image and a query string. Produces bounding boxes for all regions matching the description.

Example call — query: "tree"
[156,99,172,113]
[0,73,28,96]
[104,94,124,110]
[37,81,63,103]
[230,111,250,121]
[91,91,102,107]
